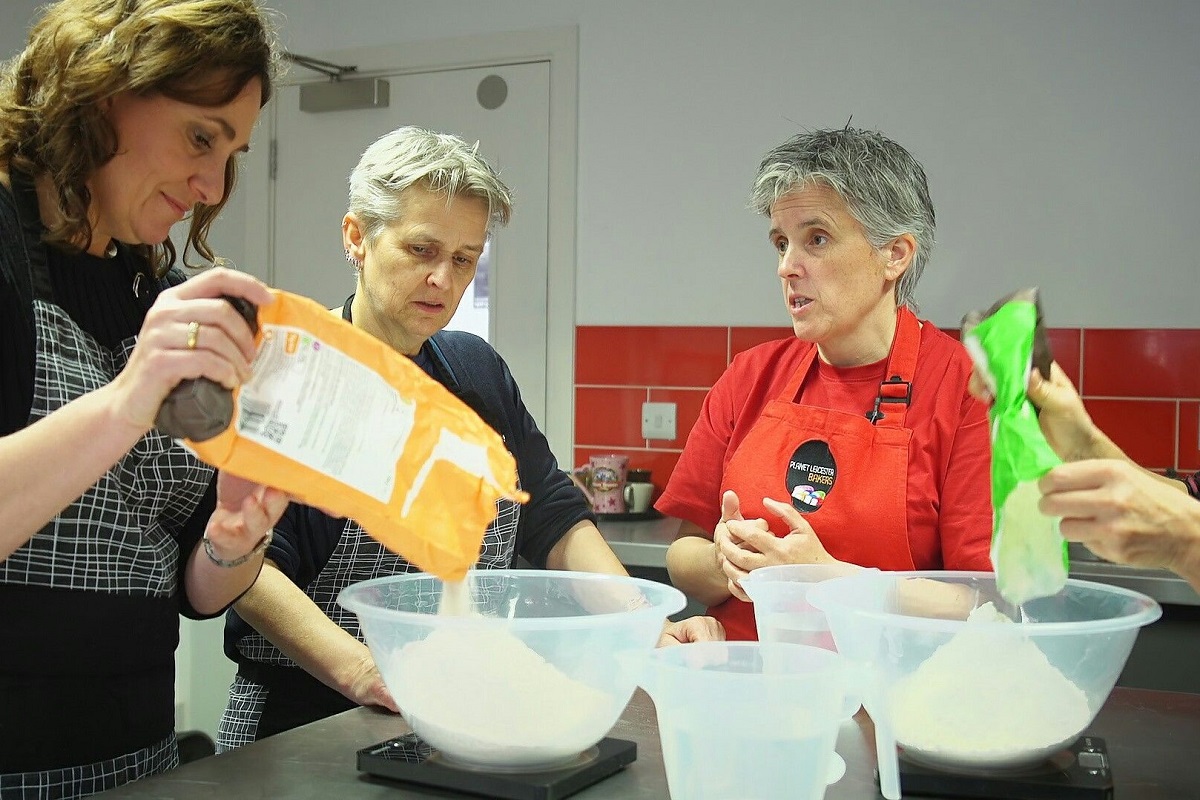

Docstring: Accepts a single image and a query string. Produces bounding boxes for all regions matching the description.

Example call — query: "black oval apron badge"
[786,440,837,514]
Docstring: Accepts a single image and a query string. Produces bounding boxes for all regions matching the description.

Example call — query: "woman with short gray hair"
[347,125,513,246]
[660,127,993,641]
[219,126,722,747]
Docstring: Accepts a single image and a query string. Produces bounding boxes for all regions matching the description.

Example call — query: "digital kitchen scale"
[884,736,1114,800]
[357,734,637,800]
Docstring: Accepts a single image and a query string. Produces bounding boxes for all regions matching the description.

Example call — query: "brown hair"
[0,0,280,274]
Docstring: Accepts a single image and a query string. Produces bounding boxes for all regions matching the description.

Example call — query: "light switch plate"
[642,402,677,440]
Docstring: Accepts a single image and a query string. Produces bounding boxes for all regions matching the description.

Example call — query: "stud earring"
[345,249,362,269]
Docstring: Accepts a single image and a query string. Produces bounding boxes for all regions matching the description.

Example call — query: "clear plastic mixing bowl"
[338,569,685,770]
[808,571,1161,773]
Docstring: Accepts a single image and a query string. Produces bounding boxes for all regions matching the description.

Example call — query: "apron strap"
[778,306,923,428]
[866,306,921,428]
[780,340,820,399]
[8,169,55,305]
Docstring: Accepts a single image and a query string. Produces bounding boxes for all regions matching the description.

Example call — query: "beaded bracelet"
[203,529,273,568]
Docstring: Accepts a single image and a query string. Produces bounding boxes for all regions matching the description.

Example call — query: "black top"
[0,178,219,770]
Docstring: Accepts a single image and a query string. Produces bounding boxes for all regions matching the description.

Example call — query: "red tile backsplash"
[1083,399,1178,470]
[1046,328,1082,387]
[731,327,792,357]
[575,326,727,387]
[1082,329,1200,398]
[574,387,646,449]
[574,325,1200,490]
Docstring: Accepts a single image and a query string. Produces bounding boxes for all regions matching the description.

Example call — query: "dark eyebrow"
[205,115,251,153]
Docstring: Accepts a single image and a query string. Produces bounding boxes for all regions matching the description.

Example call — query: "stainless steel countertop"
[598,519,1200,606]
[103,687,1200,799]
[597,517,679,570]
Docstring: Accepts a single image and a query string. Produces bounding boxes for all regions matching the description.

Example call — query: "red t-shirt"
[658,322,993,578]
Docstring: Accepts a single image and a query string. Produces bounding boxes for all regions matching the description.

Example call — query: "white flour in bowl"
[393,582,615,767]
[890,602,1091,766]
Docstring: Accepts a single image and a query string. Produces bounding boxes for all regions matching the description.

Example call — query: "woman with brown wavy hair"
[0,1,288,795]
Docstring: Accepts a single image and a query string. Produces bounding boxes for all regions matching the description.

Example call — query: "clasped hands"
[714,490,841,602]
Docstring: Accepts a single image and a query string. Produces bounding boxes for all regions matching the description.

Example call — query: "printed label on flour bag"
[236,325,415,502]
[183,288,528,581]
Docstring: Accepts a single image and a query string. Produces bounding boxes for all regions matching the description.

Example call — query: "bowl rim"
[807,569,1163,636]
[741,563,876,587]
[636,640,847,686]
[337,568,687,630]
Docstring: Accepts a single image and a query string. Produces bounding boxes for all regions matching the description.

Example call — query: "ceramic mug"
[623,481,654,513]
[588,454,629,513]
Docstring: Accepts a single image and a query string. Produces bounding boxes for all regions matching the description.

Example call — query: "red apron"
[713,307,921,640]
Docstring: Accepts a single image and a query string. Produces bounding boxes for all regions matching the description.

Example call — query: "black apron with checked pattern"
[221,499,521,745]
[217,299,522,748]
[0,173,212,795]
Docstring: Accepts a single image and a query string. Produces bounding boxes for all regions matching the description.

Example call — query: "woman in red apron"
[659,128,993,640]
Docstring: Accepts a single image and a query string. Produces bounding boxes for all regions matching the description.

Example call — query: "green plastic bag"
[962,289,1067,605]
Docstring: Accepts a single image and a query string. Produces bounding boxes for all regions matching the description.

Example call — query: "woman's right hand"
[714,491,770,601]
[106,267,274,434]
[1024,362,1103,462]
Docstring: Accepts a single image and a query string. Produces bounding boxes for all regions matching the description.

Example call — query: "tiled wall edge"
[574,325,1200,477]
[576,384,715,391]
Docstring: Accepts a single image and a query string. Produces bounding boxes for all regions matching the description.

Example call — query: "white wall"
[253,0,1200,329]
[6,0,1199,738]
[8,1,1195,328]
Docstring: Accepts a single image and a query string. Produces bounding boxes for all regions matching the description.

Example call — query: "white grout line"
[1082,395,1200,403]
[1077,330,1086,395]
[575,444,683,453]
[575,383,712,391]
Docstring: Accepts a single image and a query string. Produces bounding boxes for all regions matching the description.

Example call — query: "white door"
[261,61,551,423]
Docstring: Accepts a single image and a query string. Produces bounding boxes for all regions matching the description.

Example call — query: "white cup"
[623,482,654,513]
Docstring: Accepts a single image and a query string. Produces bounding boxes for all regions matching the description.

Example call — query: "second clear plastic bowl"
[808,570,1161,772]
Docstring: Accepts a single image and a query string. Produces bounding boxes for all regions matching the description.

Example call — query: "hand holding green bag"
[962,288,1067,605]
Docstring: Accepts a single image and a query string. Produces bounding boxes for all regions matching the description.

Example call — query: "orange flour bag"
[186,289,527,581]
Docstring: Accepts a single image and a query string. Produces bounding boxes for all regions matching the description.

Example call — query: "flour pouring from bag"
[962,288,1066,605]
[183,288,527,581]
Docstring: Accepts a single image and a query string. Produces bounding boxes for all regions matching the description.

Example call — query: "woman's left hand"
[760,497,840,563]
[658,615,725,646]
[203,470,290,562]
[721,497,842,600]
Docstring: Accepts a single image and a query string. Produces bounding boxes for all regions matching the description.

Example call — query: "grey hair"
[750,127,935,311]
[348,125,514,243]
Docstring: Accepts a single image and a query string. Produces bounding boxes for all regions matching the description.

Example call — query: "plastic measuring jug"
[631,641,845,800]
[741,563,871,719]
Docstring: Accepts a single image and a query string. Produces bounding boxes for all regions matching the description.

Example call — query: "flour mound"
[394,625,615,767]
[891,602,1091,765]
